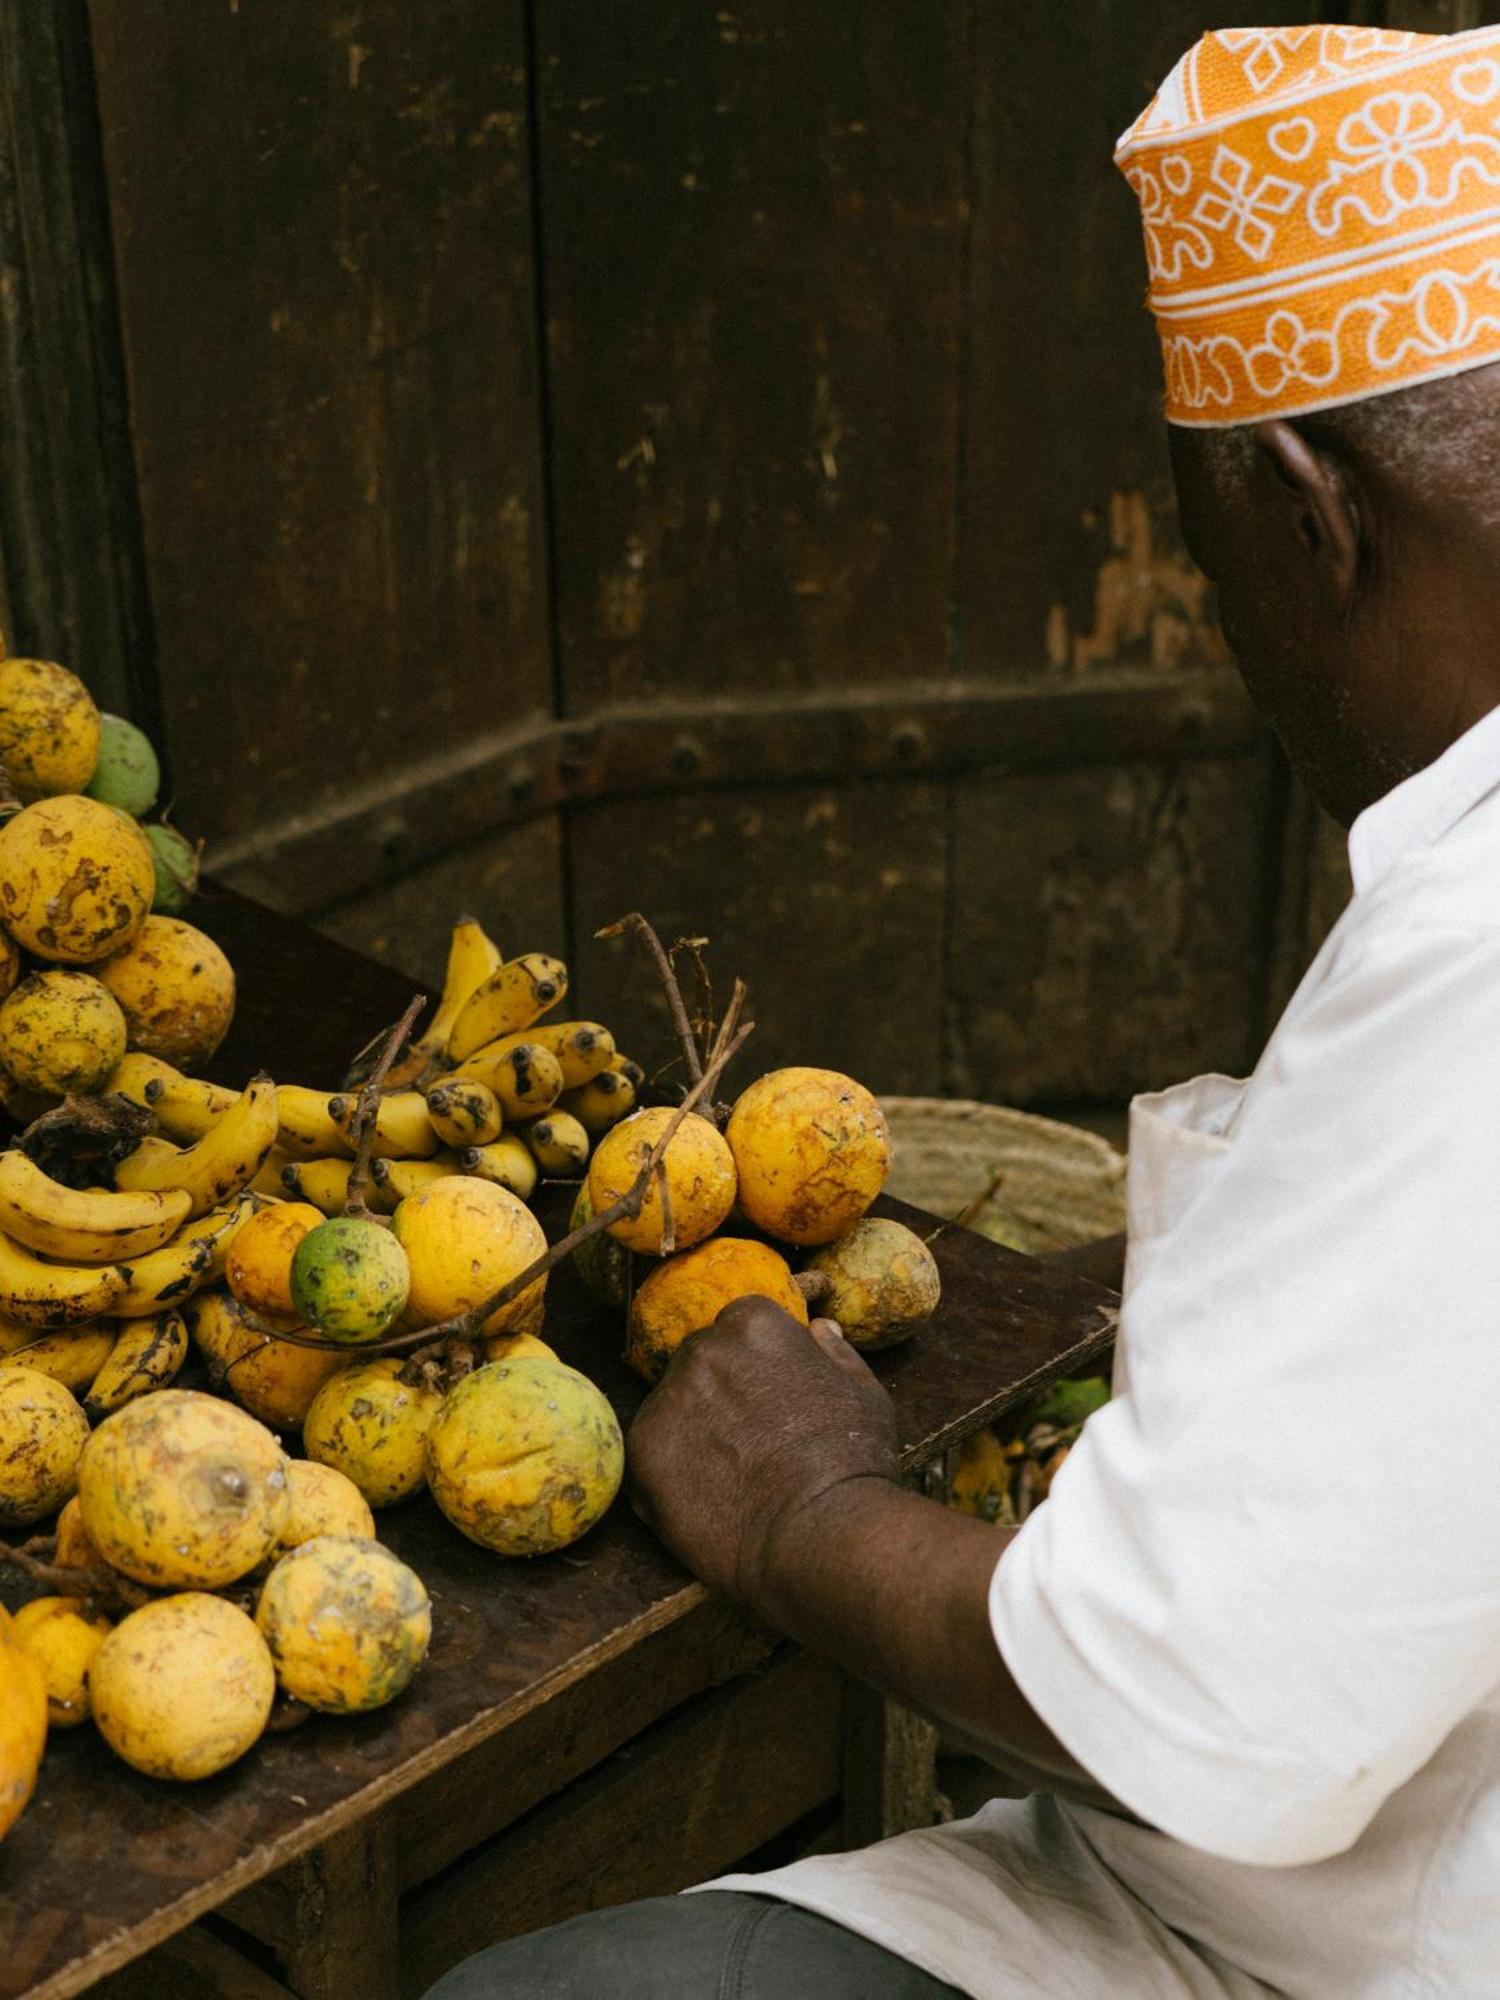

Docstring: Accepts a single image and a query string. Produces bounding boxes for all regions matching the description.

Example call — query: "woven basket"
[879,1096,1127,1255]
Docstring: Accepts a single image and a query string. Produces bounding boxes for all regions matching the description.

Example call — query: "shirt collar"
[1347,702,1500,895]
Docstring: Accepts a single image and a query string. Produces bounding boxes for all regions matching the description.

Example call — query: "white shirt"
[709,705,1500,1997]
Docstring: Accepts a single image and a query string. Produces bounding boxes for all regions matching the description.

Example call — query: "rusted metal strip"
[211,670,1260,917]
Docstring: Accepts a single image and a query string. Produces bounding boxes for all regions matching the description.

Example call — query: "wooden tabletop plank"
[0,894,1116,2000]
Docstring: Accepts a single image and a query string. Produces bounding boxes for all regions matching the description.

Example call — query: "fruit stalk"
[595,911,704,1090]
[0,1534,153,1616]
[341,993,427,1221]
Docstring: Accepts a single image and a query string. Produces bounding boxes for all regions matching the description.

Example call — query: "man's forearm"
[753,1475,1126,1816]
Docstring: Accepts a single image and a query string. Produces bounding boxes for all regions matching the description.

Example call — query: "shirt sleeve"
[990,919,1500,1867]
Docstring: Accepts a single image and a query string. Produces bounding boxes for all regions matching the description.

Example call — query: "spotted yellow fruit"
[587,1108,737,1256]
[426,1355,623,1556]
[0,1619,48,1840]
[94,916,235,1068]
[302,1357,442,1508]
[276,1460,375,1549]
[90,1593,275,1780]
[52,1493,100,1570]
[0,928,20,1005]
[726,1067,891,1246]
[0,969,127,1096]
[0,1366,89,1526]
[0,658,100,800]
[803,1217,940,1350]
[626,1237,808,1384]
[256,1535,431,1712]
[10,1596,112,1727]
[391,1175,547,1338]
[77,1389,291,1588]
[188,1288,346,1433]
[226,1201,324,1318]
[479,1328,558,1366]
[0,794,154,964]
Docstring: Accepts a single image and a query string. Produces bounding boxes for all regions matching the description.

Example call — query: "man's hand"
[626,1295,900,1605]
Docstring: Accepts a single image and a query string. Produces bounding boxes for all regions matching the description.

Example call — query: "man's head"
[1119,25,1500,822]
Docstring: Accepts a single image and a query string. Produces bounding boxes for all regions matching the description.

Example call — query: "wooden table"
[0,895,1117,2000]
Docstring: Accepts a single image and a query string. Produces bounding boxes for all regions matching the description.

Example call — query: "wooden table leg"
[246,1818,401,2000]
[841,1681,941,1847]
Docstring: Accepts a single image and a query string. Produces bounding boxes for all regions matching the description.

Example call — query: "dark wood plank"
[89,1927,294,2000]
[567,778,948,1096]
[398,1649,844,1996]
[85,0,550,849]
[252,1821,399,2000]
[948,752,1282,1107]
[842,1687,941,1847]
[535,0,968,708]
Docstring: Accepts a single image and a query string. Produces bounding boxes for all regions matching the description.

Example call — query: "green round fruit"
[290,1217,410,1344]
[147,823,199,913]
[569,1183,633,1309]
[85,714,160,817]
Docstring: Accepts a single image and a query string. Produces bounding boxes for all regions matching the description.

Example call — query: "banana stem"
[595,911,705,1092]
[342,992,427,1222]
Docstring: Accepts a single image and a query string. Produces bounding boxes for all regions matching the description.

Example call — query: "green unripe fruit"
[290,1217,410,1344]
[85,715,160,817]
[569,1182,632,1309]
[147,823,199,913]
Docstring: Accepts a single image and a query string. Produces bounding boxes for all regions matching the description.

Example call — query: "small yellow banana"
[0,1152,193,1263]
[370,1154,464,1203]
[113,1075,280,1217]
[459,1135,538,1201]
[281,1156,358,1216]
[520,1111,590,1178]
[478,1022,616,1088]
[424,1078,503,1150]
[327,1088,439,1160]
[560,1067,638,1136]
[144,1070,238,1144]
[414,916,504,1059]
[114,1196,255,1317]
[447,953,568,1064]
[276,1084,354,1159]
[0,1319,117,1394]
[83,1308,188,1418]
[0,1233,128,1327]
[611,1054,647,1091]
[105,1051,178,1108]
[185,1285,244,1371]
[450,1039,564,1119]
[251,1145,296,1198]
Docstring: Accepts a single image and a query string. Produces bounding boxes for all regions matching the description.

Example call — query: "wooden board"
[85,0,551,846]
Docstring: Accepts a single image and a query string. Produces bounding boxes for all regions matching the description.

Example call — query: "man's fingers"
[809,1316,875,1378]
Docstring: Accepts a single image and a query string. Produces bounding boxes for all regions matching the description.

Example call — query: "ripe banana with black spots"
[424,1078,503,1150]
[449,1039,564,1119]
[114,1195,255,1317]
[0,1233,128,1327]
[520,1111,590,1178]
[83,1307,188,1418]
[276,1085,354,1159]
[415,916,504,1060]
[370,1153,464,1203]
[447,954,568,1064]
[460,1135,538,1201]
[114,1075,279,1217]
[476,1022,615,1088]
[0,1319,117,1393]
[0,1151,193,1263]
[280,1156,357,1215]
[327,1088,439,1160]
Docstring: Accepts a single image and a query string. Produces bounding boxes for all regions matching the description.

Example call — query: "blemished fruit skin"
[0,969,127,1096]
[89,1593,275,1781]
[0,1618,48,1840]
[52,1494,100,1570]
[95,916,235,1068]
[391,1176,547,1337]
[290,1216,411,1343]
[0,1318,117,1394]
[302,1357,443,1507]
[0,1366,89,1526]
[82,1306,190,1418]
[587,1108,737,1256]
[568,1182,633,1309]
[256,1536,431,1712]
[85,714,160,817]
[0,659,100,801]
[426,1355,624,1556]
[0,794,154,963]
[276,1460,376,1549]
[0,928,20,1005]
[77,1389,291,1588]
[726,1067,891,1246]
[626,1237,809,1383]
[146,822,199,914]
[226,1202,324,1317]
[803,1217,941,1351]
[189,1286,345,1431]
[10,1596,112,1727]
[0,1149,191,1265]
[114,1073,279,1218]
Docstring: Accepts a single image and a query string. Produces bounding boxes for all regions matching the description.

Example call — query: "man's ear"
[1254,419,1361,610]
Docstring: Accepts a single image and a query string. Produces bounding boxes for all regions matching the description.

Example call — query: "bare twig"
[0,1536,154,1615]
[673,934,715,1074]
[656,1157,676,1257]
[596,912,703,1091]
[334,994,426,1221]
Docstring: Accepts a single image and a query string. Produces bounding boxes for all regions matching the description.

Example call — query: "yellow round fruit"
[77,1389,291,1588]
[726,1067,891,1246]
[276,1460,375,1549]
[587,1108,737,1256]
[426,1355,624,1556]
[94,916,235,1068]
[0,969,127,1095]
[0,659,100,801]
[226,1202,324,1318]
[0,1366,88,1526]
[391,1175,547,1338]
[256,1535,431,1712]
[803,1217,941,1351]
[190,1287,348,1431]
[90,1593,275,1780]
[626,1237,808,1383]
[0,927,20,1005]
[0,794,154,964]
[0,1624,48,1841]
[10,1596,111,1728]
[302,1357,443,1508]
[479,1328,558,1366]
[52,1493,100,1570]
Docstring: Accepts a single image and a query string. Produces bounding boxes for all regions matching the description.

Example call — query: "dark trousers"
[422,1891,966,1999]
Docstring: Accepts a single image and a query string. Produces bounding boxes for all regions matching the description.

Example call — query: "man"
[431,24,1500,1996]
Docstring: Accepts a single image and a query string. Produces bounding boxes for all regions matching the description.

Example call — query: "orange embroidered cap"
[1117,24,1500,426]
